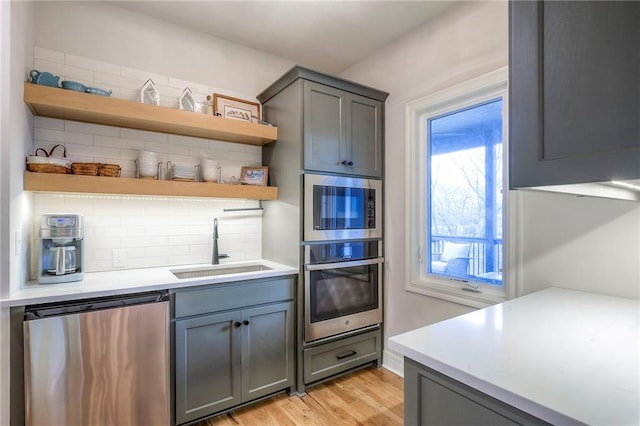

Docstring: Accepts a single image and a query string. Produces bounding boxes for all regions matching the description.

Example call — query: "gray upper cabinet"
[303,81,383,177]
[259,66,388,179]
[509,1,640,188]
[173,277,295,425]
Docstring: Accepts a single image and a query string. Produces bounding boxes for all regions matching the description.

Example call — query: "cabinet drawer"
[174,276,295,318]
[304,329,381,384]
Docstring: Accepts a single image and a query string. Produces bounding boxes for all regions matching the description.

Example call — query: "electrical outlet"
[112,249,125,268]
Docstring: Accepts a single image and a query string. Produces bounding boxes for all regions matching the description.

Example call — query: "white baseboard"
[382,348,404,378]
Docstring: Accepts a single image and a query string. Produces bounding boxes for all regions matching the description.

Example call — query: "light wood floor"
[195,367,404,426]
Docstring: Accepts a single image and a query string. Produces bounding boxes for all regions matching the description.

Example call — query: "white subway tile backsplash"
[94,71,144,91]
[120,128,169,144]
[65,121,120,137]
[34,58,94,82]
[94,135,144,151]
[168,77,211,95]
[227,150,261,164]
[168,134,207,148]
[34,47,65,64]
[144,141,190,156]
[65,54,121,76]
[121,236,169,248]
[209,140,247,153]
[34,117,65,131]
[121,67,169,86]
[34,128,94,145]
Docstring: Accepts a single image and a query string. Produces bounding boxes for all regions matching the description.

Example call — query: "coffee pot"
[46,246,77,275]
[39,214,84,284]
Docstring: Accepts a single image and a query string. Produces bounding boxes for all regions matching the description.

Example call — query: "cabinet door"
[241,301,294,402]
[347,94,383,178]
[304,81,347,174]
[510,1,640,187]
[175,311,242,425]
[404,358,549,426]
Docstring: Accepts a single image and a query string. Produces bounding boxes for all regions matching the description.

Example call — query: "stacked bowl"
[138,151,160,179]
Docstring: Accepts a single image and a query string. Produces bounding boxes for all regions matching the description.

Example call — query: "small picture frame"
[240,166,269,186]
[213,94,260,123]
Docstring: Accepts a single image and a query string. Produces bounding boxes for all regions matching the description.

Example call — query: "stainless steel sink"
[171,264,272,279]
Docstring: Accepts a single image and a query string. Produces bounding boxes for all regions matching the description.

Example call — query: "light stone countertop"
[0,259,298,307]
[389,287,640,426]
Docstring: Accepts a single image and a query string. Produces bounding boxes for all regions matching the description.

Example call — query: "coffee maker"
[38,214,84,284]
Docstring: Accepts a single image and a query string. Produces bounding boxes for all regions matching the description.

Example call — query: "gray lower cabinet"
[173,277,295,425]
[175,311,242,423]
[303,328,381,385]
[510,0,640,188]
[404,358,550,426]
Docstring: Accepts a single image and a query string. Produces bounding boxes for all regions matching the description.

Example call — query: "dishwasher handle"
[25,291,169,320]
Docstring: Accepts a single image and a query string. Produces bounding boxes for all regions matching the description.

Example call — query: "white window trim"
[404,67,517,308]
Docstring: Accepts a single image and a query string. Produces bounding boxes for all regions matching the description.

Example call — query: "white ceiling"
[113,1,456,75]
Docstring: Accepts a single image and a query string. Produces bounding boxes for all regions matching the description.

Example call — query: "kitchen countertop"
[389,287,640,426]
[0,259,298,307]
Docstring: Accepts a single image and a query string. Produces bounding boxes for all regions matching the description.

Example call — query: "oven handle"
[305,257,384,271]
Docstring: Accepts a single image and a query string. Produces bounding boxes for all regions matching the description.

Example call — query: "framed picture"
[213,94,260,123]
[240,166,269,186]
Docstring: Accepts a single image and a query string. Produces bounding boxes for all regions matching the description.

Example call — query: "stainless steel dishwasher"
[23,291,170,426]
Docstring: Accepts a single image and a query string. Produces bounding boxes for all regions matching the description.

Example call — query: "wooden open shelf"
[24,83,277,146]
[24,172,278,200]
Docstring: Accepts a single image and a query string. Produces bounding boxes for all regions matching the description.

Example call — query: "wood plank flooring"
[195,367,404,426]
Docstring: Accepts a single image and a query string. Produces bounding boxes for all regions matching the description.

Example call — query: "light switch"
[15,230,21,255]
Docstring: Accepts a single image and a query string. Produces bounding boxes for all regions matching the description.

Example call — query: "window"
[405,68,513,307]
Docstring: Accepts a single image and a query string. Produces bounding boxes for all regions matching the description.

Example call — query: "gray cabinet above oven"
[258,65,388,179]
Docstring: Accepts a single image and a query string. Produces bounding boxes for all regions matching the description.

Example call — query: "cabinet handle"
[336,350,357,360]
[243,320,250,326]
[234,321,242,327]
[341,160,354,166]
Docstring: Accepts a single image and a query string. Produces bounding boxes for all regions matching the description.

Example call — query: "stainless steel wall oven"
[304,174,382,242]
[304,240,383,342]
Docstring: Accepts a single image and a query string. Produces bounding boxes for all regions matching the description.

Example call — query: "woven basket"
[27,163,71,174]
[26,144,71,174]
[99,163,121,177]
[72,162,100,176]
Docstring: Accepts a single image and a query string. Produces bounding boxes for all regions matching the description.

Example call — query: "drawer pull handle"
[234,321,242,328]
[336,350,357,360]
[243,320,250,326]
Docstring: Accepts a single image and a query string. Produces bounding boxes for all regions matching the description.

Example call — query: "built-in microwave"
[304,173,382,242]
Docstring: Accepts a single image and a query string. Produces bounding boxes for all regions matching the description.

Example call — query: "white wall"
[340,0,640,373]
[34,1,294,101]
[1,1,35,423]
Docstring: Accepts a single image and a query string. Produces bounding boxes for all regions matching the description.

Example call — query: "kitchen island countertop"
[0,259,298,307]
[389,287,639,425]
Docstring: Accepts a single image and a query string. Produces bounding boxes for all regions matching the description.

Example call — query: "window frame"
[404,67,516,308]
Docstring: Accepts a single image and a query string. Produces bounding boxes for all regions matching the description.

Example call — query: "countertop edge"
[1,260,299,307]
[388,338,578,426]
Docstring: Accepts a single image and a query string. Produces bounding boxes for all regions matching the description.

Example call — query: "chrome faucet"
[212,218,229,264]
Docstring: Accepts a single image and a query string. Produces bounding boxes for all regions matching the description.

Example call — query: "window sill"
[406,280,506,309]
